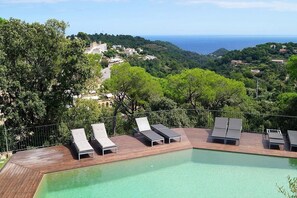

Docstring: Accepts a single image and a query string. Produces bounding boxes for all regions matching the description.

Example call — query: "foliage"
[0,156,10,170]
[60,99,102,139]
[103,49,117,58]
[83,54,102,93]
[104,63,163,132]
[287,55,297,80]
[72,33,212,77]
[278,176,297,198]
[146,97,191,128]
[0,19,92,135]
[165,68,247,110]
[277,93,297,116]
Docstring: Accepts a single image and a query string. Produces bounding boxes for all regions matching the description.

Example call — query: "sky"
[1,0,297,36]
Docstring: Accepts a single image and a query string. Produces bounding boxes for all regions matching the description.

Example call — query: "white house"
[85,42,108,54]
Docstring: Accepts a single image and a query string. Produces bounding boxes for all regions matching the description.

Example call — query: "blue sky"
[1,0,297,36]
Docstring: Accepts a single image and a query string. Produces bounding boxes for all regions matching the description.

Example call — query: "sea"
[143,35,297,55]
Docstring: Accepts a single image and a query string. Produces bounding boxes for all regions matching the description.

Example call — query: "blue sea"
[143,35,297,55]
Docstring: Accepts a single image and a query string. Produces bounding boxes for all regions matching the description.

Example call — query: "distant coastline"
[143,35,297,55]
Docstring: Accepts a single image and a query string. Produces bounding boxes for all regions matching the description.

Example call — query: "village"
[77,41,157,108]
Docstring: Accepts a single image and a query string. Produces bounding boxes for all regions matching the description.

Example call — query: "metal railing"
[1,109,297,152]
[0,124,60,152]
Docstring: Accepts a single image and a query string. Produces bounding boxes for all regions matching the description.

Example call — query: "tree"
[165,68,247,110]
[104,63,163,133]
[0,19,92,135]
[83,54,102,93]
[60,99,102,140]
[287,55,297,80]
[278,176,297,198]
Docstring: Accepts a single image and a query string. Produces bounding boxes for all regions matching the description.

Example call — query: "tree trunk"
[112,104,121,136]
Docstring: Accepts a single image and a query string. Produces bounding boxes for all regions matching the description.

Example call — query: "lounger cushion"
[92,123,108,139]
[211,128,226,138]
[214,117,228,129]
[135,117,151,132]
[288,130,297,146]
[151,124,181,138]
[97,137,117,148]
[225,129,241,140]
[228,118,242,130]
[141,130,164,141]
[72,128,88,142]
[75,140,94,152]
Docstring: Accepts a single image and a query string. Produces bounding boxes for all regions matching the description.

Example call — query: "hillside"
[70,33,212,77]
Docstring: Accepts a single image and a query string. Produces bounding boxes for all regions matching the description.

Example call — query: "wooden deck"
[1,128,297,198]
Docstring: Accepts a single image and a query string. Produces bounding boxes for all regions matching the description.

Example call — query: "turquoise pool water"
[35,149,297,198]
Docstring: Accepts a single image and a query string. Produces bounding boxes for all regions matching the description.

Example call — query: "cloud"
[177,0,297,11]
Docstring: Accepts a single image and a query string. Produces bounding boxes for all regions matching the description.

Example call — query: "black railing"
[1,124,60,152]
[1,109,297,152]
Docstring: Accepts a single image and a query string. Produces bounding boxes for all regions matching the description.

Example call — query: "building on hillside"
[85,41,108,54]
[124,48,137,56]
[270,45,276,49]
[271,59,284,64]
[279,49,287,53]
[251,69,261,75]
[143,55,157,60]
[231,60,244,66]
[98,93,113,108]
[109,56,124,64]
[112,45,122,49]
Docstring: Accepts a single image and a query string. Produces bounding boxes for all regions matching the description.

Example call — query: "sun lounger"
[210,117,228,143]
[135,117,164,146]
[266,129,283,139]
[71,128,94,160]
[266,129,285,150]
[225,118,242,145]
[150,123,181,143]
[287,130,297,151]
[268,138,285,149]
[91,123,118,155]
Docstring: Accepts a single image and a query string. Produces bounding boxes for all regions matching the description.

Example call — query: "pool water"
[35,149,297,198]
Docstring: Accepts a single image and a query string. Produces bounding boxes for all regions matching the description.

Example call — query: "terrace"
[0,110,297,197]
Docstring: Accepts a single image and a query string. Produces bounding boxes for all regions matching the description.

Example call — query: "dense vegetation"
[1,18,297,148]
[69,33,211,77]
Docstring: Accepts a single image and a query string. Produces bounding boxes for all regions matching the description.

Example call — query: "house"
[271,59,284,64]
[143,55,157,60]
[124,48,137,56]
[109,56,124,64]
[251,69,261,75]
[85,41,108,54]
[279,49,287,53]
[231,60,243,65]
[112,45,122,49]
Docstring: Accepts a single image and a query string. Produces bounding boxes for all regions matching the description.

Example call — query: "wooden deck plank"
[0,128,297,198]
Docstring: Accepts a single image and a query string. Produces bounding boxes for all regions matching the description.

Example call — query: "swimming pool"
[34,149,297,198]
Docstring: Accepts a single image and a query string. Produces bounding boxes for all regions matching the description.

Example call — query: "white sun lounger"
[135,117,164,146]
[91,123,118,155]
[71,128,94,160]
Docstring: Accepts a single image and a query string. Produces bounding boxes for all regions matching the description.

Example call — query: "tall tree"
[0,19,92,133]
[287,55,297,80]
[104,63,163,133]
[165,68,247,110]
